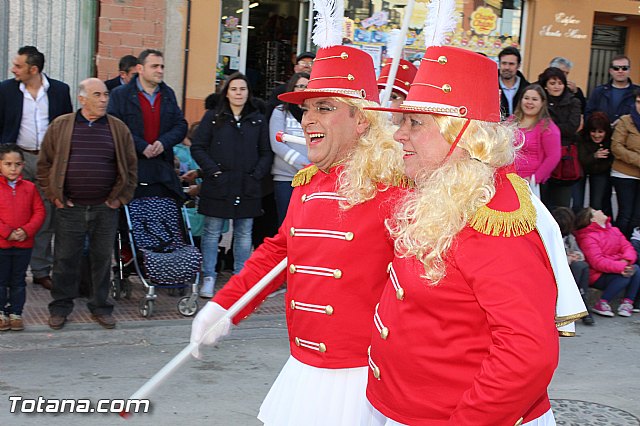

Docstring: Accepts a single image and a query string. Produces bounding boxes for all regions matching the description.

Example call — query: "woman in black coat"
[538,66,582,210]
[191,72,273,298]
[577,112,614,216]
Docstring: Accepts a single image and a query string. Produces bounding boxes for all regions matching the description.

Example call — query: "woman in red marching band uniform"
[362,46,586,426]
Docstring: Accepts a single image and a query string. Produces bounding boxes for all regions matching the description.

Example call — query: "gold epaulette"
[468,173,536,237]
[292,165,319,187]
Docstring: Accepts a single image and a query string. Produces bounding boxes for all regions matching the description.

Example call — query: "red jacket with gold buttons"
[366,171,560,425]
[213,165,404,369]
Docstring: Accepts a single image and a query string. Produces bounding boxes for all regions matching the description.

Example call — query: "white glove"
[190,302,232,358]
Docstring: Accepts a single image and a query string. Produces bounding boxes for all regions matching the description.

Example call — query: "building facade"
[1,0,639,122]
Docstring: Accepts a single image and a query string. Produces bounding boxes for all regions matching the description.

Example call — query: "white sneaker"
[199,276,215,298]
[618,302,633,317]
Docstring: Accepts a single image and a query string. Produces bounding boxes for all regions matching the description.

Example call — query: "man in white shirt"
[0,46,73,289]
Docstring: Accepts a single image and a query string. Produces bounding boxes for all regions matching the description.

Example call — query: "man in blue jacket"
[585,55,640,125]
[108,49,187,199]
[0,45,72,290]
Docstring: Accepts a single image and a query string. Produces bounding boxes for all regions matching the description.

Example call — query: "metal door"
[0,0,97,104]
[588,25,626,96]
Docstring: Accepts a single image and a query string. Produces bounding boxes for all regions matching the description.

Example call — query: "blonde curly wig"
[332,98,405,207]
[388,116,519,284]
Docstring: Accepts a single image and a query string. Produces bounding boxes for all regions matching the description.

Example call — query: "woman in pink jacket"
[574,207,640,317]
[512,84,562,193]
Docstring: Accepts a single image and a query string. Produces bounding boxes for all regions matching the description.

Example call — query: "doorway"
[588,25,626,96]
[219,0,311,100]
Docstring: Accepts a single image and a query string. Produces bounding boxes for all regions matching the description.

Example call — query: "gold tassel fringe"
[292,165,319,187]
[469,173,537,237]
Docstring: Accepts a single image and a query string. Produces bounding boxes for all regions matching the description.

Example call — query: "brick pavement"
[20,270,286,328]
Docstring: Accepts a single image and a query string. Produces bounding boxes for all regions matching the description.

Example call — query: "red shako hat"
[376,58,418,97]
[278,45,379,105]
[368,46,501,123]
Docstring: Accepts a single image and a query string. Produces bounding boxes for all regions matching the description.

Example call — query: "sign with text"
[539,12,588,40]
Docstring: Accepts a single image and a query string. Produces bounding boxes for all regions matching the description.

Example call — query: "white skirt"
[362,401,556,426]
[258,356,370,426]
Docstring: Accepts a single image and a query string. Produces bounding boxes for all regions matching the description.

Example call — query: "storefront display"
[343,0,523,71]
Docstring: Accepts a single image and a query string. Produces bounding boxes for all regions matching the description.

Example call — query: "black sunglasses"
[610,65,630,71]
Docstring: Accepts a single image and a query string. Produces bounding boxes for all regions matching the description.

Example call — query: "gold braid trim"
[556,311,588,327]
[558,331,576,337]
[292,165,319,187]
[469,173,537,237]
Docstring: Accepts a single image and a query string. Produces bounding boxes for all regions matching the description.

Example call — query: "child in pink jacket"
[0,144,45,331]
[574,207,640,317]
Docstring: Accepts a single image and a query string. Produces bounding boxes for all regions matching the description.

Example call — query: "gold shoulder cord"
[292,165,319,187]
[468,173,536,237]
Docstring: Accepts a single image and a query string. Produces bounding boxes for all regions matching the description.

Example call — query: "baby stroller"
[112,197,202,318]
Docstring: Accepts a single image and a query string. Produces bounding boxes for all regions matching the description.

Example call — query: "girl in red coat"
[0,144,45,331]
[574,207,640,317]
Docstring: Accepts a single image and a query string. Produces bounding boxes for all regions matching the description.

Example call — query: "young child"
[552,207,595,325]
[0,144,45,331]
[575,207,640,317]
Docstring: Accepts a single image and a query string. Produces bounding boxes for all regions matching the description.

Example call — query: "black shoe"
[582,314,595,326]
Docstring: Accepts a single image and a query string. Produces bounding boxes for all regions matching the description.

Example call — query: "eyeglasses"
[297,61,313,68]
[294,84,307,89]
[611,65,630,71]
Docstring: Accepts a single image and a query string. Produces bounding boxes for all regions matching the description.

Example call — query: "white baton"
[120,258,288,418]
[275,131,306,146]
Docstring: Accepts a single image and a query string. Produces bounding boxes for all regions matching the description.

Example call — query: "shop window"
[343,0,523,73]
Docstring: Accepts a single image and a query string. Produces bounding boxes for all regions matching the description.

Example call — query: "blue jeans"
[49,204,118,316]
[0,248,32,315]
[274,181,294,227]
[593,264,640,302]
[201,216,253,279]
[612,177,640,238]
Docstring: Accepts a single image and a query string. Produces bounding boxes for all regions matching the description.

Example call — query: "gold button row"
[380,327,389,340]
[289,300,334,315]
[387,263,405,300]
[293,337,327,353]
[372,366,381,379]
[289,227,354,241]
[288,264,342,279]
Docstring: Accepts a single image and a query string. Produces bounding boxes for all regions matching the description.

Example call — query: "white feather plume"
[386,29,403,59]
[312,0,345,48]
[423,0,458,48]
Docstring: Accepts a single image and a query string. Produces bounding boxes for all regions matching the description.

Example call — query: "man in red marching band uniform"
[190,45,406,425]
[362,46,586,426]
